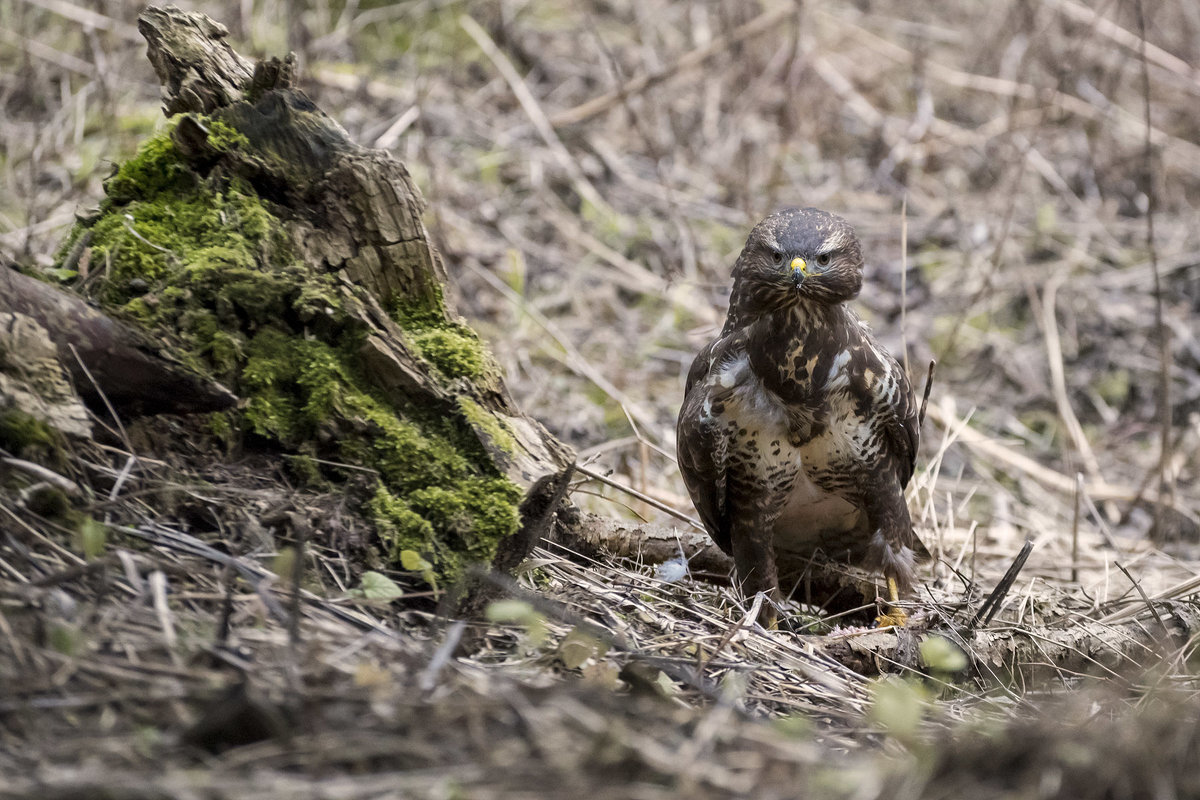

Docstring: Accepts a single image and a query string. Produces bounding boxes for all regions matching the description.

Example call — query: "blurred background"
[2,0,1198,594]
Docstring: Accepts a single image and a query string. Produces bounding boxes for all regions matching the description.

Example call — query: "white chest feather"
[704,352,870,550]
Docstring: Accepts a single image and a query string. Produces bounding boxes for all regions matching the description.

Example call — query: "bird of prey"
[676,207,921,627]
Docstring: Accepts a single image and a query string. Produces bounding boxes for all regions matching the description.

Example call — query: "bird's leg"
[862,479,918,628]
[730,516,780,629]
[874,576,907,628]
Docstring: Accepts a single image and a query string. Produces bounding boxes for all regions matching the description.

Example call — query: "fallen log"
[0,267,236,415]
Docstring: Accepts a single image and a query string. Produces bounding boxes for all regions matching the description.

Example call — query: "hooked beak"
[790,256,807,284]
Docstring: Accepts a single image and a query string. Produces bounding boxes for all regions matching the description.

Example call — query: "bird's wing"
[876,352,920,489]
[865,347,926,560]
[676,335,741,554]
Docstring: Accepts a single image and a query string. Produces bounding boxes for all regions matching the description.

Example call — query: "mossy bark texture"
[57,5,573,586]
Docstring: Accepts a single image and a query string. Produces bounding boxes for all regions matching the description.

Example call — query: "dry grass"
[3,0,1200,797]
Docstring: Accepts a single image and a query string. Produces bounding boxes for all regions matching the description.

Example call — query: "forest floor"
[2,1,1200,797]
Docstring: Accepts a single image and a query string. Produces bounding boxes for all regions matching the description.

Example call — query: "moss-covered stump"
[52,5,573,589]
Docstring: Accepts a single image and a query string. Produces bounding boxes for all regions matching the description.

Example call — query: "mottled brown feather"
[676,207,923,613]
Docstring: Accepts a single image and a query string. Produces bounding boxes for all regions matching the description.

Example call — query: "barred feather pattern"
[677,208,921,609]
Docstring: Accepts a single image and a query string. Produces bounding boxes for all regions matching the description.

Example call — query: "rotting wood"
[550,512,735,580]
[133,4,571,479]
[0,310,91,438]
[120,6,571,582]
[0,267,236,416]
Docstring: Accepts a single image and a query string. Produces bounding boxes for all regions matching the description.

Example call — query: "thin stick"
[419,620,466,693]
[1114,561,1172,642]
[2,457,80,494]
[575,464,704,531]
[288,517,309,652]
[68,344,133,455]
[1040,271,1103,481]
[969,539,1034,630]
[900,196,910,375]
[148,570,180,664]
[549,5,796,128]
[918,360,935,428]
[1134,0,1174,539]
[459,14,611,217]
[1071,473,1082,584]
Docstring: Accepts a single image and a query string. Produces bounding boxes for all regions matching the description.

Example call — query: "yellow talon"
[873,577,909,628]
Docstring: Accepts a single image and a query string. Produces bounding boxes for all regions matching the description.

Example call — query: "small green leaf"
[773,714,813,739]
[357,571,404,600]
[557,627,604,669]
[396,550,438,593]
[76,517,107,560]
[48,622,81,656]
[272,547,297,581]
[486,599,547,646]
[486,599,535,623]
[525,616,548,647]
[399,549,432,572]
[920,635,968,673]
[869,677,926,742]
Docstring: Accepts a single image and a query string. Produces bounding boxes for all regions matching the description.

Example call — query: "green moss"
[284,454,322,486]
[391,293,499,385]
[236,329,521,580]
[390,290,447,329]
[369,477,520,578]
[457,396,518,457]
[206,119,250,152]
[410,327,486,380]
[208,411,236,452]
[103,124,192,203]
[0,410,60,459]
[56,113,523,588]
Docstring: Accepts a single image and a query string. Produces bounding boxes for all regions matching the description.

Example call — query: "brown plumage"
[676,207,922,625]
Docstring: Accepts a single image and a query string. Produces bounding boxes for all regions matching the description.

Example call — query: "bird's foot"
[873,607,908,628]
[873,577,909,628]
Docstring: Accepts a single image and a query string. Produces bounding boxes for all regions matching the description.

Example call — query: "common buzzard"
[677,207,921,627]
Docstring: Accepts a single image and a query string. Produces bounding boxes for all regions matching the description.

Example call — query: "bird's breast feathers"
[699,340,882,470]
[694,343,875,549]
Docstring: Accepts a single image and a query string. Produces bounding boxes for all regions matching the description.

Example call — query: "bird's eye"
[772,250,784,266]
[816,253,832,267]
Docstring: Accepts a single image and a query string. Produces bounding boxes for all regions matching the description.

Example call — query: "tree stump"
[53,5,573,587]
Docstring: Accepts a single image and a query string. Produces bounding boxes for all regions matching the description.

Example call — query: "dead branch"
[0,267,236,416]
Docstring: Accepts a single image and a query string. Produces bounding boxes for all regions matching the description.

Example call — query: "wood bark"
[0,310,91,439]
[132,6,573,562]
[0,267,236,416]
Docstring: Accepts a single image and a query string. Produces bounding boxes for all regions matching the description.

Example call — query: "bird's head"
[730,207,864,311]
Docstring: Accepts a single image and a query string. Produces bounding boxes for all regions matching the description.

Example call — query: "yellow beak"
[790,256,807,276]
